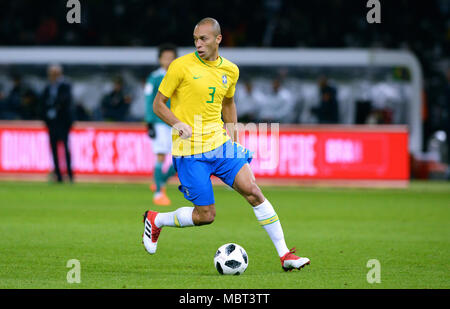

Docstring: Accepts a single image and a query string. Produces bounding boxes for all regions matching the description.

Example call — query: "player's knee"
[197,207,216,225]
[203,213,215,225]
[200,213,215,225]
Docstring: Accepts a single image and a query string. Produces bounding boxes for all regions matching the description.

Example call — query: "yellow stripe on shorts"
[259,215,279,226]
[174,215,181,227]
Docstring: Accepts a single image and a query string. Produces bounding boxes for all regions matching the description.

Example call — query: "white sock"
[155,207,194,228]
[253,199,290,257]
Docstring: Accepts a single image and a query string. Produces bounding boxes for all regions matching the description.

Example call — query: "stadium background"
[0,0,448,183]
[0,0,449,290]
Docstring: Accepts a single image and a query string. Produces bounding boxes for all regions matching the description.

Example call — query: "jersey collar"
[194,51,223,68]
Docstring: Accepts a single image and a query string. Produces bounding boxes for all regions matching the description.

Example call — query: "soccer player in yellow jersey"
[142,17,310,271]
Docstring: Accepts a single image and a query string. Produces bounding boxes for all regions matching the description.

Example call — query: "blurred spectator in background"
[74,102,91,121]
[235,79,263,123]
[312,76,339,124]
[101,76,132,121]
[20,88,39,120]
[40,64,74,183]
[257,78,295,123]
[0,85,5,119]
[0,75,21,120]
[0,74,37,120]
[366,108,393,125]
[355,99,372,124]
[8,74,39,120]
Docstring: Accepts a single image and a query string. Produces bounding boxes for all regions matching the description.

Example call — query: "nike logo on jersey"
[193,75,202,79]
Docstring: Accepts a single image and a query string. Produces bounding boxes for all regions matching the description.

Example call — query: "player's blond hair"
[195,17,221,36]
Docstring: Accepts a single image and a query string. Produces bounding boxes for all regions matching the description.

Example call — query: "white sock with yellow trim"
[155,207,194,228]
[253,199,290,257]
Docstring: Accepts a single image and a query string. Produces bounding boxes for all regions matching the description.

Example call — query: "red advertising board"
[240,126,409,180]
[0,121,409,181]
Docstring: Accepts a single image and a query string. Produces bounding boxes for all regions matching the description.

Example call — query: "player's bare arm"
[153,91,192,139]
[222,96,239,143]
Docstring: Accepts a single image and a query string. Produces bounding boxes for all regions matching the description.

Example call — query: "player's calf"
[240,182,265,206]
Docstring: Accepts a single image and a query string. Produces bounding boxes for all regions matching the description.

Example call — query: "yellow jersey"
[158,51,239,156]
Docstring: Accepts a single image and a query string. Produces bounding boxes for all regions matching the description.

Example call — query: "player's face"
[193,23,222,61]
[159,50,176,70]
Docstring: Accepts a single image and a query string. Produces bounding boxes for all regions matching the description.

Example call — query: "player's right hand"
[172,122,192,139]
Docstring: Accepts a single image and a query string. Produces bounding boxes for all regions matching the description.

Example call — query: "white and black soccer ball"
[214,243,248,275]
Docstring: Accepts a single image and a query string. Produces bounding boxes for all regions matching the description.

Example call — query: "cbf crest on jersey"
[222,75,227,85]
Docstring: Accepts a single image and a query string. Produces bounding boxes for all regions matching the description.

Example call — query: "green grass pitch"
[0,180,448,289]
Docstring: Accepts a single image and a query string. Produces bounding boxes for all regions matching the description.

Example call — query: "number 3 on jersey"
[206,87,216,103]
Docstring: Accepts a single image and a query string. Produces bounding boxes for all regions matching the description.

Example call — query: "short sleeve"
[158,60,183,98]
[225,66,239,98]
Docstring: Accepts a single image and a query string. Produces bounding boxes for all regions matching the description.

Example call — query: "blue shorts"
[172,140,253,206]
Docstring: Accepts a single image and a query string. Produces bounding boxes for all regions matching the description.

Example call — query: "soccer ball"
[214,243,248,275]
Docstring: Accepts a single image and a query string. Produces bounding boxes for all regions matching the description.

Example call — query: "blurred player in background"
[145,44,178,206]
[142,18,310,272]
